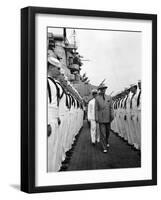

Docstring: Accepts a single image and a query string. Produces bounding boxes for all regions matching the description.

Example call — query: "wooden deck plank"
[64,120,141,171]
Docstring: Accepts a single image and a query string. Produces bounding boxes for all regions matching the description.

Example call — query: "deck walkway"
[61,120,141,171]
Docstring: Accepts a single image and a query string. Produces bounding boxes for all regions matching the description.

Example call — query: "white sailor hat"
[130,84,137,88]
[48,56,61,68]
[130,84,137,89]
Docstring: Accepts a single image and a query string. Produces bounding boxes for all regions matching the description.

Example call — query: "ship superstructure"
[48,28,97,104]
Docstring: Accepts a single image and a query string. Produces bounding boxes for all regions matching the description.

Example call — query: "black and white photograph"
[47,27,142,173]
[21,7,157,193]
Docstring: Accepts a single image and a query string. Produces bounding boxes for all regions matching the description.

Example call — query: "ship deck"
[60,120,141,172]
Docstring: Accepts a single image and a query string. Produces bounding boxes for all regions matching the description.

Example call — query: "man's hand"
[58,117,61,126]
[110,113,114,122]
[47,124,52,137]
[131,115,134,120]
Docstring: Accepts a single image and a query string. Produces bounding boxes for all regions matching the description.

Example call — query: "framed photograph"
[21,6,157,193]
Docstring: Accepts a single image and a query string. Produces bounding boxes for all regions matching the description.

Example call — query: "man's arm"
[87,101,91,121]
[95,98,98,122]
[47,124,52,137]
[110,97,114,121]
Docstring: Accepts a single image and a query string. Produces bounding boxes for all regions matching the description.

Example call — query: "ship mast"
[73,29,77,53]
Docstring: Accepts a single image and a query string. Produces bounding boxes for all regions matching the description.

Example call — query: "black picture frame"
[21,6,157,193]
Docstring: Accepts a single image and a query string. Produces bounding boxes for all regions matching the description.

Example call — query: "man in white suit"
[87,89,99,145]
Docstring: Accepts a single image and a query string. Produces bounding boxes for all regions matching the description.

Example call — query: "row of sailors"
[47,55,84,172]
[111,80,141,150]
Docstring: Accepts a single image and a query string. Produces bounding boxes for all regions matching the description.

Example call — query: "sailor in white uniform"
[129,84,139,149]
[134,80,141,149]
[111,82,141,151]
[126,85,135,145]
[119,91,127,140]
[87,89,99,145]
[111,96,117,132]
[116,95,123,137]
[47,55,62,172]
[122,88,130,141]
[132,85,140,149]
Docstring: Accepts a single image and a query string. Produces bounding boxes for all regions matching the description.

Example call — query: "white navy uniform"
[122,94,129,141]
[88,98,99,143]
[48,76,84,172]
[111,100,117,132]
[133,88,141,149]
[126,91,135,145]
[119,97,126,139]
[121,95,128,141]
[117,98,123,137]
[47,77,60,172]
[137,89,141,149]
[131,91,140,149]
[55,82,66,166]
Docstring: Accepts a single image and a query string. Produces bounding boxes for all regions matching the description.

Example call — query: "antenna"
[98,79,106,86]
[81,59,90,62]
[73,29,76,52]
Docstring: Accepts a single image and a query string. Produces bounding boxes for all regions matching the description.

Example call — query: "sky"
[48,27,142,95]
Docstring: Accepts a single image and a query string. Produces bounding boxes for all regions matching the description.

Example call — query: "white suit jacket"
[87,98,96,121]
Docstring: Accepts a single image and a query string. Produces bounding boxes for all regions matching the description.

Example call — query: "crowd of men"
[111,80,141,150]
[47,40,141,171]
[47,52,84,172]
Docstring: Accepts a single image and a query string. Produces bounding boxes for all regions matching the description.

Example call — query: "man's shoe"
[107,144,110,148]
[103,149,107,153]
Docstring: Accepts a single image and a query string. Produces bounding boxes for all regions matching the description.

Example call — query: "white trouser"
[121,111,128,140]
[119,111,126,138]
[90,120,96,143]
[116,111,123,137]
[56,114,66,164]
[129,111,139,149]
[132,110,141,149]
[137,110,141,149]
[66,111,74,150]
[123,112,130,142]
[90,120,100,143]
[111,110,117,132]
[126,112,134,145]
[62,111,70,153]
[48,119,59,172]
